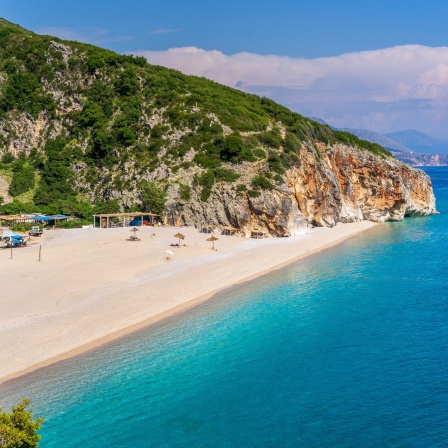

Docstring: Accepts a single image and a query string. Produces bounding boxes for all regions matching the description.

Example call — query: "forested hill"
[0,17,392,225]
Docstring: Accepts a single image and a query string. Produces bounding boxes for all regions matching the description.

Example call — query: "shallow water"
[2,167,447,447]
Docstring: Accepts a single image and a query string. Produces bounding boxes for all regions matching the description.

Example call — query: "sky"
[3,0,448,138]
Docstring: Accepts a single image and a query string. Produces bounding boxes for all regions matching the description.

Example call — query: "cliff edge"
[170,143,436,236]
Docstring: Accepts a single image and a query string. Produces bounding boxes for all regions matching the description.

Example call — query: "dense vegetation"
[0,398,43,447]
[0,18,391,218]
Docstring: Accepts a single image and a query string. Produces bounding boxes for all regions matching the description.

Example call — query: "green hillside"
[0,18,390,219]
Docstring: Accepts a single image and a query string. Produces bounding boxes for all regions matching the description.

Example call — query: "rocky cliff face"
[0,174,12,203]
[168,143,436,237]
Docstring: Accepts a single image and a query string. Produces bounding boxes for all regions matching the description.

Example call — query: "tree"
[197,170,215,202]
[140,182,167,215]
[95,199,121,214]
[219,134,255,163]
[33,137,77,206]
[8,161,35,197]
[0,200,34,215]
[0,398,43,448]
[115,67,139,96]
[220,134,244,162]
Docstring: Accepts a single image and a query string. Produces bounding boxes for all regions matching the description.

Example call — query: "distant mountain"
[306,118,448,165]
[305,117,413,154]
[339,128,413,154]
[308,117,336,129]
[394,153,448,166]
[385,130,448,155]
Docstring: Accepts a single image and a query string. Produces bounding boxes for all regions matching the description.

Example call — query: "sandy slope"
[0,221,376,383]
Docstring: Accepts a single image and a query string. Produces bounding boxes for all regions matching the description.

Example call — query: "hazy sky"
[3,0,448,137]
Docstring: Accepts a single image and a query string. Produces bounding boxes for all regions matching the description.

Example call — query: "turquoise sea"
[1,167,448,447]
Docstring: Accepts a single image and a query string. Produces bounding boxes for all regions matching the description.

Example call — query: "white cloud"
[149,28,181,35]
[134,45,448,137]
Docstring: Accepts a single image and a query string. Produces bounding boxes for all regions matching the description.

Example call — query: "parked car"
[29,226,43,236]
[1,230,27,247]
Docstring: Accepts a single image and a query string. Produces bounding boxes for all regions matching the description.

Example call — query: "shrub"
[140,182,167,214]
[60,200,95,219]
[11,222,35,232]
[179,183,191,201]
[239,147,256,162]
[114,126,136,146]
[280,152,294,170]
[0,71,56,118]
[1,152,15,164]
[8,161,35,196]
[267,153,286,174]
[79,101,106,128]
[115,67,140,96]
[55,218,92,228]
[284,133,301,153]
[94,199,121,214]
[214,167,240,183]
[251,174,274,190]
[247,189,260,198]
[193,153,222,169]
[0,200,35,215]
[197,170,215,202]
[257,130,282,148]
[219,134,255,163]
[253,148,266,160]
[86,52,104,73]
[273,174,285,185]
[150,125,168,139]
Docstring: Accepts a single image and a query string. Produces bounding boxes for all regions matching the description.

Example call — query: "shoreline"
[0,220,377,387]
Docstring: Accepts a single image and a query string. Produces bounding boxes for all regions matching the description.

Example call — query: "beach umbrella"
[165,249,174,259]
[207,235,219,250]
[130,227,140,240]
[173,232,185,246]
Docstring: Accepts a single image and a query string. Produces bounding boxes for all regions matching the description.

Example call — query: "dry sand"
[0,221,377,383]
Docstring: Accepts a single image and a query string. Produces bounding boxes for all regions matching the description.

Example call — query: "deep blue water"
[1,167,448,447]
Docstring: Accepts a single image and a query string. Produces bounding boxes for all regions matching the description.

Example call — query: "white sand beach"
[0,221,377,384]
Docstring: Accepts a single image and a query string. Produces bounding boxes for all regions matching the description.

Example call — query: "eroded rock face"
[168,143,436,237]
[288,145,436,226]
[287,144,436,228]
[0,174,12,204]
[165,178,307,237]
